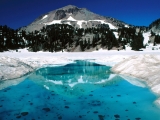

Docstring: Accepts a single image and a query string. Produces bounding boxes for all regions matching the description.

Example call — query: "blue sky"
[0,0,160,29]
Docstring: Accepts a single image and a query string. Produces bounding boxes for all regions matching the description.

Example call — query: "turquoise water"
[0,60,160,120]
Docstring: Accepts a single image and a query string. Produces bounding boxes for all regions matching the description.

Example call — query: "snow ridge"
[42,15,48,20]
[43,18,117,29]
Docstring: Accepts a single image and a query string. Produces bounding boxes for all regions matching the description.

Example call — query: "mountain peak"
[22,5,127,32]
[59,5,79,10]
[63,5,78,8]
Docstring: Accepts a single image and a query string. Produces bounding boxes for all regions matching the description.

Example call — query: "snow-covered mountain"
[21,5,128,32]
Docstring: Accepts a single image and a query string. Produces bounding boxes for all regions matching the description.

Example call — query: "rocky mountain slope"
[21,5,128,32]
[149,18,160,34]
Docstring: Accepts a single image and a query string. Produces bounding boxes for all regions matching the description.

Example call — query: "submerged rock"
[42,108,51,112]
[21,112,28,116]
[16,116,21,118]
[58,116,62,119]
[98,115,105,120]
[135,118,141,120]
[133,102,136,104]
[114,114,120,118]
[65,106,69,108]
[93,111,98,114]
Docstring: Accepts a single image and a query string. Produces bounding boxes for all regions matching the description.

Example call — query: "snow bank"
[67,16,76,21]
[112,54,160,83]
[125,25,129,28]
[143,32,150,45]
[77,20,87,28]
[113,32,119,39]
[44,20,62,25]
[0,57,34,81]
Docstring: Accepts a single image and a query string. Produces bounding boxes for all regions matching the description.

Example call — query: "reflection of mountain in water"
[28,61,118,96]
[34,60,112,82]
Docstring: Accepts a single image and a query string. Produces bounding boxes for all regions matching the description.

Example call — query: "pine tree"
[79,40,84,51]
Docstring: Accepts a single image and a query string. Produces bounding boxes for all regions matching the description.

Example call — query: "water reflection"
[1,61,160,120]
[28,60,117,96]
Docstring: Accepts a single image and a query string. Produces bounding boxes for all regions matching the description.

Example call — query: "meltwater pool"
[0,60,160,120]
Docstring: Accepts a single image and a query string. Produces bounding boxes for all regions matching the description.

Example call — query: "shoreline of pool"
[0,52,160,107]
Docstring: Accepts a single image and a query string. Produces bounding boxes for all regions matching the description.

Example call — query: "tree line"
[0,23,151,52]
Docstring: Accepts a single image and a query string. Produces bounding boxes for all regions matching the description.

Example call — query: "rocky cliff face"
[54,10,67,20]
